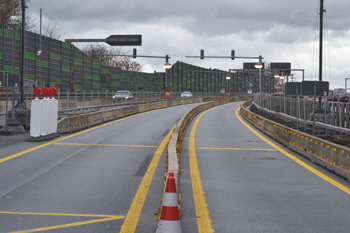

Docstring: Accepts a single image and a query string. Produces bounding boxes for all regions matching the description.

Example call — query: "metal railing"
[0,90,251,115]
[252,93,350,139]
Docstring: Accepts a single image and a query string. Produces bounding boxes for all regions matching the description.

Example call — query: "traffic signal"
[133,48,137,59]
[231,50,235,60]
[200,49,204,60]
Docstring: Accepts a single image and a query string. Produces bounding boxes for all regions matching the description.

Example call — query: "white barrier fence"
[30,87,58,138]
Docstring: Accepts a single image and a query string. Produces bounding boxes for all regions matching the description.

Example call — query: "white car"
[113,90,134,100]
[180,91,193,98]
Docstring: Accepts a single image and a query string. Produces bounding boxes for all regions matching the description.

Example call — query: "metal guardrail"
[252,102,350,136]
[241,100,350,181]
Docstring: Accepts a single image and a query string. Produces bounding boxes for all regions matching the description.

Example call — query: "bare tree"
[115,55,143,72]
[82,44,143,72]
[0,0,35,30]
[43,16,63,40]
[82,44,115,66]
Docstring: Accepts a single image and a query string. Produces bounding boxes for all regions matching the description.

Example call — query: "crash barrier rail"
[254,94,350,129]
[240,100,350,181]
[155,96,250,232]
[252,102,350,137]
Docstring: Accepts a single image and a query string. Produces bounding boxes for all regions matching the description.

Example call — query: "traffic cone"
[157,172,181,233]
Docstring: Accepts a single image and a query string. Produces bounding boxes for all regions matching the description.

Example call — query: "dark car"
[113,90,134,100]
[338,93,350,102]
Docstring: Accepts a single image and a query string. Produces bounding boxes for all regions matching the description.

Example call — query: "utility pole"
[318,0,325,108]
[319,0,324,82]
[19,0,25,108]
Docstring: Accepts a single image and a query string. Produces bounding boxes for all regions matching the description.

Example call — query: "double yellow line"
[188,104,350,233]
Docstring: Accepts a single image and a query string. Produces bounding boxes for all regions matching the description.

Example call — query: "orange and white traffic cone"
[157,172,181,233]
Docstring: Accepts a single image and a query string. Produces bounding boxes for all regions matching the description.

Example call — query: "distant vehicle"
[333,88,347,101]
[339,93,350,102]
[304,96,315,101]
[180,91,193,98]
[113,90,134,100]
[271,92,284,96]
[326,90,334,101]
[333,88,346,96]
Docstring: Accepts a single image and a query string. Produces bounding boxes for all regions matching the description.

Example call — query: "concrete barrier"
[56,96,250,135]
[156,96,250,232]
[88,112,103,127]
[240,101,350,181]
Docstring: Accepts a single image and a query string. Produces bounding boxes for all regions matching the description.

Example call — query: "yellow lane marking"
[236,107,350,195]
[0,212,124,233]
[197,147,277,151]
[120,126,176,233]
[0,211,121,218]
[54,142,157,148]
[0,112,151,164]
[190,108,218,232]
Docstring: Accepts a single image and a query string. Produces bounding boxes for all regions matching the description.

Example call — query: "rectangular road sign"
[106,35,142,46]
[8,74,20,87]
[301,81,329,96]
[285,82,301,95]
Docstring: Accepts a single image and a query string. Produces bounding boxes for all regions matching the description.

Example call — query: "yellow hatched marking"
[0,211,124,233]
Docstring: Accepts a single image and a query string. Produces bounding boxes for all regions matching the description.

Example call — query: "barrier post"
[30,87,42,137]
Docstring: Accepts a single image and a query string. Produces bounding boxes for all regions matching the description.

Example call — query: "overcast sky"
[27,0,350,89]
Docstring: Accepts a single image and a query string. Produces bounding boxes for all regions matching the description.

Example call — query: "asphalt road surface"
[0,103,202,233]
[180,102,350,233]
[0,102,350,233]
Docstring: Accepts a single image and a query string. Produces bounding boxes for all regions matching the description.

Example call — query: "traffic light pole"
[186,51,264,93]
[186,49,262,61]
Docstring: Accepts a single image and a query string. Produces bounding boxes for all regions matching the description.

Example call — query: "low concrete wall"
[240,101,350,181]
[57,97,247,134]
[155,96,250,230]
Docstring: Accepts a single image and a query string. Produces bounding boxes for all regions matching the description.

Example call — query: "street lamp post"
[254,56,263,93]
[226,75,231,95]
[19,0,26,107]
[164,62,172,92]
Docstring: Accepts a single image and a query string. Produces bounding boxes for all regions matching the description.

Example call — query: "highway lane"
[0,103,202,233]
[180,102,350,232]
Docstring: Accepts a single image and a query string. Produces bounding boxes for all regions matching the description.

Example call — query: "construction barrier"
[29,87,59,140]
